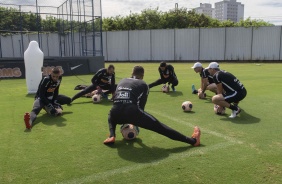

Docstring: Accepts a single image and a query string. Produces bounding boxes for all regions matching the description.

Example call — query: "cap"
[207,62,219,69]
[191,62,202,69]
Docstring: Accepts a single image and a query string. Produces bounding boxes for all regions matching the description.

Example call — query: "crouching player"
[24,67,71,129]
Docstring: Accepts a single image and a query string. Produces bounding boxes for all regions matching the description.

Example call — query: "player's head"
[107,64,115,75]
[207,62,220,75]
[159,61,167,71]
[191,62,202,73]
[51,67,61,82]
[132,66,144,79]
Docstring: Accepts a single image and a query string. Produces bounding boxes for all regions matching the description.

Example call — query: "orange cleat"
[191,126,201,146]
[103,137,115,145]
[24,113,32,129]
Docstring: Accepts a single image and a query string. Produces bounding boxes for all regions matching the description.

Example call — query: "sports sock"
[229,104,238,111]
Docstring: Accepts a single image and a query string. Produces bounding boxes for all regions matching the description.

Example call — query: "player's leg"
[206,83,217,94]
[56,94,72,105]
[170,77,178,91]
[25,99,44,128]
[104,105,121,144]
[148,79,165,88]
[129,107,200,146]
[71,84,97,102]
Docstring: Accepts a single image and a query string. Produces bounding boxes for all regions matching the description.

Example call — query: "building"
[194,3,215,18]
[214,0,244,22]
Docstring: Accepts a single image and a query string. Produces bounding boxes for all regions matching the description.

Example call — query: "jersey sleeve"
[91,68,104,84]
[138,83,149,110]
[39,77,51,105]
[213,72,221,84]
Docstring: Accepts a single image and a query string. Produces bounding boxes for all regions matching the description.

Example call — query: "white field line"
[58,110,243,184]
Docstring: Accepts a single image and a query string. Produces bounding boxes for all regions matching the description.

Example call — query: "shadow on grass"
[106,138,195,163]
[149,90,183,97]
[29,112,71,129]
[25,94,35,98]
[220,109,260,124]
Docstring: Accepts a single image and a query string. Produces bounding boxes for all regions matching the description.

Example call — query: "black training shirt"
[113,77,149,110]
[213,70,245,93]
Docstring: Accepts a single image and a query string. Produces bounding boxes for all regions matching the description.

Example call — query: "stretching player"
[104,66,201,146]
[207,62,247,118]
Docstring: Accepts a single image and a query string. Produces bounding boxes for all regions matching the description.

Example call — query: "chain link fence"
[0,0,102,57]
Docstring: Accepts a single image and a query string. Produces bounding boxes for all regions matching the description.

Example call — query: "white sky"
[102,0,282,25]
[2,0,282,25]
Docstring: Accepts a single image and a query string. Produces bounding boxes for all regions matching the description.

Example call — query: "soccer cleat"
[191,126,201,146]
[24,112,32,129]
[229,107,241,118]
[101,93,108,100]
[103,137,115,145]
[192,84,198,94]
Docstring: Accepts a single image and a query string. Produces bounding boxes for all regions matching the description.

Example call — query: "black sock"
[229,104,238,111]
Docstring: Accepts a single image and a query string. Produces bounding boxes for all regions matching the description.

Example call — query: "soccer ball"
[214,105,226,115]
[120,124,140,140]
[92,94,101,103]
[55,108,63,116]
[182,101,193,111]
[161,84,170,93]
[198,92,206,99]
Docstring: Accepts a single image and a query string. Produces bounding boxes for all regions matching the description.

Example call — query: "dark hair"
[108,64,115,70]
[52,67,60,74]
[132,66,144,78]
[160,61,166,67]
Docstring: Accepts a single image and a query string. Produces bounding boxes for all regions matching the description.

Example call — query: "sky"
[102,0,282,25]
[2,0,282,25]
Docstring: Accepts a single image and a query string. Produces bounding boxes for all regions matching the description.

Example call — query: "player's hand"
[54,102,63,110]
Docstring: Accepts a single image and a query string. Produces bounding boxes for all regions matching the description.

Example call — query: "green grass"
[0,63,281,184]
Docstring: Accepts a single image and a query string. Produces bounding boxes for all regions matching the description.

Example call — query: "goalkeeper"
[24,67,71,129]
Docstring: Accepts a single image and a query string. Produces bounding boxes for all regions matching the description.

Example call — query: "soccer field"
[0,62,281,184]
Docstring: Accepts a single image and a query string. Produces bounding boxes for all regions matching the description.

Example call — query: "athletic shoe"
[192,84,198,94]
[229,107,241,118]
[103,137,115,145]
[24,112,32,129]
[101,93,108,100]
[191,126,201,146]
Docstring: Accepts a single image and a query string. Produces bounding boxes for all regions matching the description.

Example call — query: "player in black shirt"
[103,66,201,146]
[24,67,71,129]
[71,65,116,102]
[191,62,217,98]
[207,62,247,118]
[148,61,178,92]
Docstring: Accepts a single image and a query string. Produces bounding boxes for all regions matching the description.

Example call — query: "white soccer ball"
[161,85,170,93]
[198,92,206,99]
[182,101,193,111]
[120,124,140,140]
[55,108,63,116]
[214,105,226,115]
[92,94,102,103]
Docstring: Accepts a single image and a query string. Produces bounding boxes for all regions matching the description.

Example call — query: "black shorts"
[224,88,247,103]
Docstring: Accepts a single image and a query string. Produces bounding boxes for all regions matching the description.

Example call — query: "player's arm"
[201,77,208,93]
[216,83,223,94]
[158,68,165,80]
[91,69,103,84]
[39,78,52,105]
[138,84,149,110]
